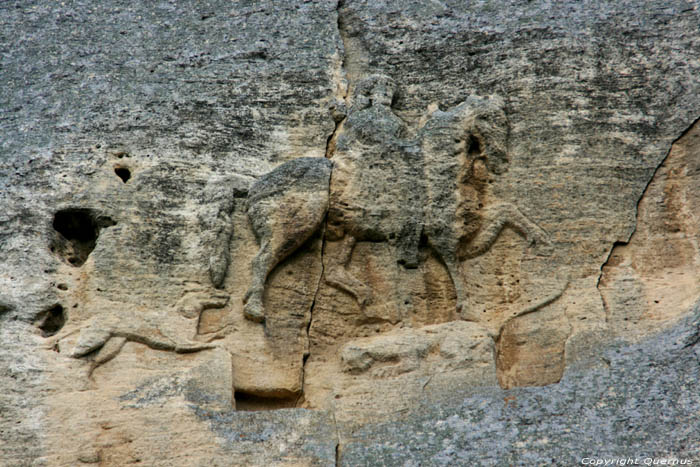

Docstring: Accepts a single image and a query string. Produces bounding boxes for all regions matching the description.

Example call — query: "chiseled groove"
[297,0,349,414]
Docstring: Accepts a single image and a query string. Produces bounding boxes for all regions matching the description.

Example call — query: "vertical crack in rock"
[335,0,353,93]
[298,222,326,407]
[595,117,700,324]
[325,0,351,158]
[299,0,350,407]
[597,240,627,323]
[332,408,341,467]
[560,290,574,379]
[335,0,369,98]
[336,0,347,78]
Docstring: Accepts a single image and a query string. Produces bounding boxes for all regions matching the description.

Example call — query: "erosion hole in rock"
[114,166,131,183]
[36,304,65,337]
[234,392,298,411]
[468,138,481,157]
[50,208,116,267]
[0,302,12,315]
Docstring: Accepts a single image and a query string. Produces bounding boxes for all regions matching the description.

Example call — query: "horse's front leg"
[243,238,276,323]
[324,235,373,307]
[497,202,551,250]
[461,202,551,259]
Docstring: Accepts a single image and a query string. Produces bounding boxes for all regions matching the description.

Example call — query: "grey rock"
[192,407,338,466]
[1,0,700,465]
[340,302,700,465]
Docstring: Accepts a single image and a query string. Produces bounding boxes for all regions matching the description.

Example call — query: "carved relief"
[47,75,564,416]
[242,75,552,327]
[50,295,223,383]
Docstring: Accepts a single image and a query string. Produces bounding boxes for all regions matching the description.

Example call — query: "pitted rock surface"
[2,0,700,465]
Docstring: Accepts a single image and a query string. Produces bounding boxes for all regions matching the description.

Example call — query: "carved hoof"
[242,289,253,304]
[243,302,265,323]
[175,291,230,319]
[528,228,553,255]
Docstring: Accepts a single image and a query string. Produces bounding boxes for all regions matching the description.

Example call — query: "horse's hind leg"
[244,196,327,323]
[429,242,475,322]
[243,237,283,323]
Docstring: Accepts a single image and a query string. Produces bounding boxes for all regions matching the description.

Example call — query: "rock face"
[1,0,700,465]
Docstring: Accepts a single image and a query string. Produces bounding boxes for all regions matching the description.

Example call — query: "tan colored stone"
[600,119,700,337]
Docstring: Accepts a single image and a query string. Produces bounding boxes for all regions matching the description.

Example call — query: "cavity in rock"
[49,208,116,267]
[36,304,65,337]
[114,167,131,183]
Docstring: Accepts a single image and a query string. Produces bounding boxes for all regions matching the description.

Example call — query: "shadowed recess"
[36,304,65,337]
[114,167,131,183]
[234,392,298,411]
[49,208,116,267]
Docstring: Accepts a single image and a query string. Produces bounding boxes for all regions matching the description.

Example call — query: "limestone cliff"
[1,0,699,465]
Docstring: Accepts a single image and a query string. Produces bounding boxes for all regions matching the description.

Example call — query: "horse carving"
[242,75,550,324]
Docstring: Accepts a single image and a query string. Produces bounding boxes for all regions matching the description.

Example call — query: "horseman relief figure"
[241,75,550,324]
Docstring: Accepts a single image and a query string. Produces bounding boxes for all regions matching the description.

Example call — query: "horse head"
[420,95,509,179]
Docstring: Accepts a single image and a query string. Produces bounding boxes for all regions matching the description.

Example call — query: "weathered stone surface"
[339,301,700,465]
[600,118,700,338]
[2,0,700,465]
